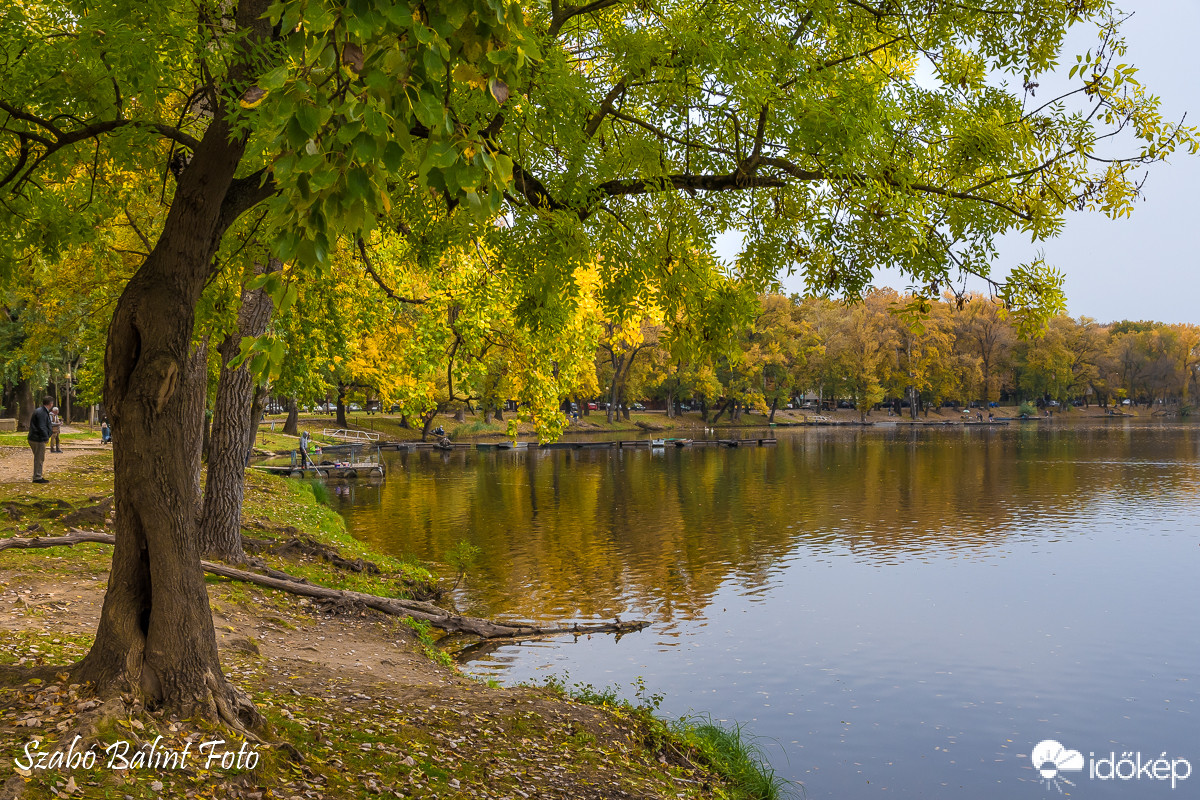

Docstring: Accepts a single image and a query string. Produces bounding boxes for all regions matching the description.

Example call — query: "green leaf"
[296,104,321,138]
[260,66,289,90]
[382,140,405,172]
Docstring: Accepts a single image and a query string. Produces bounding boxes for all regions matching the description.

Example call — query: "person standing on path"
[27,396,53,483]
[49,406,62,453]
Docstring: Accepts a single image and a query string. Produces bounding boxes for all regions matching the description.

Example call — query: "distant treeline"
[599,290,1200,422]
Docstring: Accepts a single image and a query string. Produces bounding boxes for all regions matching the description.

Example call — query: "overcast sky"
[766,1,1199,325]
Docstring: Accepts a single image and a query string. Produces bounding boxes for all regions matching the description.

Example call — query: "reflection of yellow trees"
[344,430,1200,626]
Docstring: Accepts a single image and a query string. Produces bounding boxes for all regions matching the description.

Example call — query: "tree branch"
[0,530,648,639]
[549,0,623,37]
[357,237,427,304]
[216,168,276,235]
[584,78,628,138]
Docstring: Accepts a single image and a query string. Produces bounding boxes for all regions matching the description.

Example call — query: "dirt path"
[0,445,101,484]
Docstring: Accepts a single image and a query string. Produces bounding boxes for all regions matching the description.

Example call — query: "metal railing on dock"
[321,429,380,443]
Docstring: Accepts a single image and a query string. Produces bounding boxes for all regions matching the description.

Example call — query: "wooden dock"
[294,437,781,457]
[254,463,384,479]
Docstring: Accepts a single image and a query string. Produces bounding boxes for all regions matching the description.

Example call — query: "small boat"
[666,438,693,447]
[650,439,666,447]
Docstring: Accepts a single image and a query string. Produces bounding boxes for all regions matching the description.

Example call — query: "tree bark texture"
[184,339,209,519]
[198,264,276,562]
[74,65,267,724]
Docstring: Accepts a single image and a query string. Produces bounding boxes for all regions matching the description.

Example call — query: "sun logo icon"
[1031,739,1085,793]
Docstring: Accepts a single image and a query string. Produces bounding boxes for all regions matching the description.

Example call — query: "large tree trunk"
[336,383,348,428]
[198,267,276,562]
[15,376,33,432]
[606,355,622,424]
[283,397,299,436]
[74,69,266,725]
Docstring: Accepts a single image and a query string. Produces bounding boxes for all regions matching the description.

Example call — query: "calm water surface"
[335,424,1200,799]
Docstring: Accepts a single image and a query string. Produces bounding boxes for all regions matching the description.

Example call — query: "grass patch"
[675,717,794,800]
[0,431,100,447]
[305,478,333,507]
[536,676,796,800]
[239,469,434,595]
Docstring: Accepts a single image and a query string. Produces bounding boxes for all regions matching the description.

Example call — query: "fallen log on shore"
[0,531,650,640]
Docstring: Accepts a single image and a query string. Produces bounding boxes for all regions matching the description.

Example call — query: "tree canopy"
[1,0,1195,720]
[3,0,1195,335]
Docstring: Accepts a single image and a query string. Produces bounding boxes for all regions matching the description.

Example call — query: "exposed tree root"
[0,531,650,639]
[262,534,383,574]
[0,530,118,550]
[245,530,381,573]
[246,531,441,599]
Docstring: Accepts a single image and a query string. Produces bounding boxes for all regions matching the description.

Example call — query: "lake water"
[335,423,1200,799]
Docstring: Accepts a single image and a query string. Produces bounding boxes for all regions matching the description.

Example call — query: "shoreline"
[0,450,774,800]
[243,404,1186,454]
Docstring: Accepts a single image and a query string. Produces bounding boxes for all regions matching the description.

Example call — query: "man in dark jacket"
[28,396,54,483]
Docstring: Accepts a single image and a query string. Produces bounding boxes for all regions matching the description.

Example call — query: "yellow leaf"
[452,63,487,90]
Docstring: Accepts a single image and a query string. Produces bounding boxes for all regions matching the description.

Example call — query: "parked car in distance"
[631,402,646,410]
[587,402,598,410]
[349,403,362,411]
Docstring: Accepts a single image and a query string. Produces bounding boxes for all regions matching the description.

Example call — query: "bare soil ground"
[0,449,729,800]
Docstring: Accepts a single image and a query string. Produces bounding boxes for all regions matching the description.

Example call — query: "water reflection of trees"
[341,427,1200,623]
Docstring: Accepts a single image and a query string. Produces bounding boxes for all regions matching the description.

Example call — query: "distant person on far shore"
[27,396,53,483]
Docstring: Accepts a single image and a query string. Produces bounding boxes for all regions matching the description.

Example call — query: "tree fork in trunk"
[198,264,276,562]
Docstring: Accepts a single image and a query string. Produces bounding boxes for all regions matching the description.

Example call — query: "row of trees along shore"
[601,291,1200,423]
[7,270,1200,441]
[1,0,1197,728]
